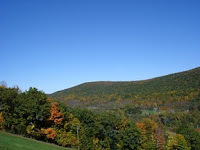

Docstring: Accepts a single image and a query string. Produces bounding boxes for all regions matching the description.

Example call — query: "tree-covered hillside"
[1,86,200,149]
[50,67,200,109]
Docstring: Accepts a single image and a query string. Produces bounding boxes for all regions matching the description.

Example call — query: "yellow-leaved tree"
[0,112,4,129]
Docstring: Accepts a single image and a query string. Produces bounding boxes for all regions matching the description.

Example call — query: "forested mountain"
[50,67,200,109]
[1,68,200,149]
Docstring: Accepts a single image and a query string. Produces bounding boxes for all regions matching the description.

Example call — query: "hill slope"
[50,67,200,109]
[0,131,71,150]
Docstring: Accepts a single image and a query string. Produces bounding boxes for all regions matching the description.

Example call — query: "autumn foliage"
[155,128,166,150]
[1,86,200,149]
[0,112,4,129]
[43,128,57,139]
[196,129,200,132]
[48,102,63,124]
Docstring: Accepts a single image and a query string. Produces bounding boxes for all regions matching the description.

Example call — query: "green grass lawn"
[141,110,157,115]
[0,131,72,150]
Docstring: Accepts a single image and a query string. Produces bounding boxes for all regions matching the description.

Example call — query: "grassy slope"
[0,131,71,150]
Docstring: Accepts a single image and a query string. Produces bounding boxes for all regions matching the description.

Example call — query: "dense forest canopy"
[1,86,200,149]
[50,67,200,110]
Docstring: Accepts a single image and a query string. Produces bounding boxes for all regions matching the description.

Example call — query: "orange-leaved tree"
[43,128,57,139]
[48,102,63,125]
[137,118,158,149]
[155,127,165,150]
[0,112,4,129]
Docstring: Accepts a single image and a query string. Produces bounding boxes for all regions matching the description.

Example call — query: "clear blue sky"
[1,0,200,94]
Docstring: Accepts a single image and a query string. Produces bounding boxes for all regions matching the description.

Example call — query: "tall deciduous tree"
[48,102,63,125]
[117,121,141,150]
[0,112,4,129]
[0,86,19,132]
[17,88,50,127]
[176,134,190,150]
[178,126,200,150]
[137,118,158,149]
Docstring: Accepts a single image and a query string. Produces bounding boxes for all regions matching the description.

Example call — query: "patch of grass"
[0,131,72,150]
[141,110,157,115]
